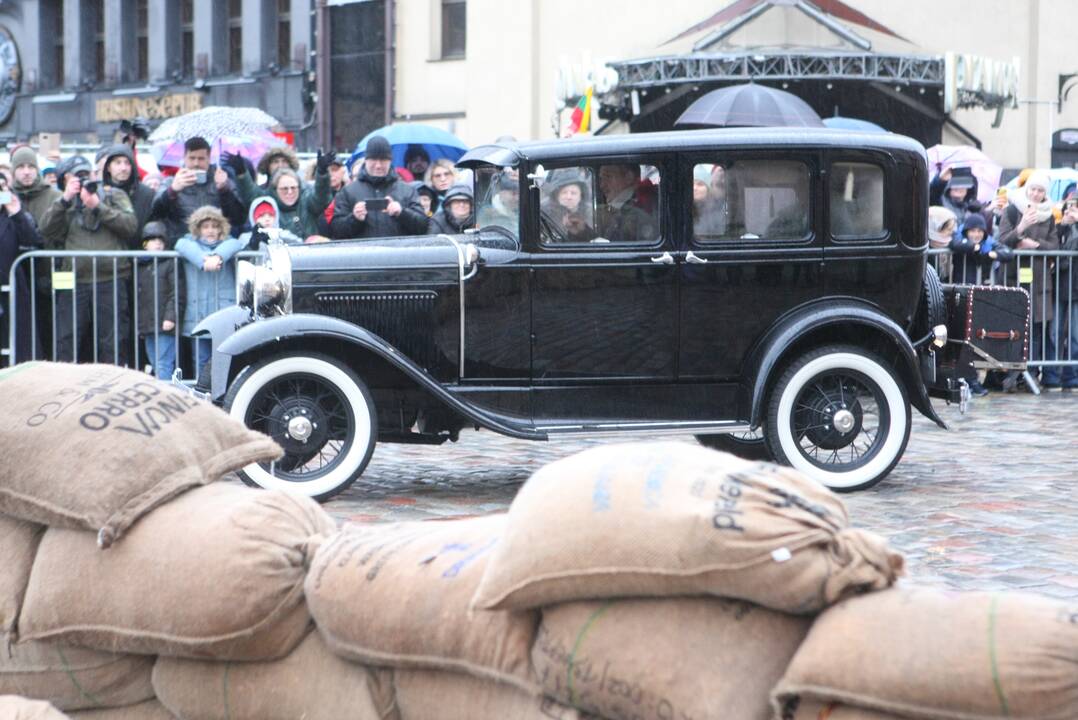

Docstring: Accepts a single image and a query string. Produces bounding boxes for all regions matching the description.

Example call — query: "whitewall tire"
[764,345,911,492]
[224,352,377,500]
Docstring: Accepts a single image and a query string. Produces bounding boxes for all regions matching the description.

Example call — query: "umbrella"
[148,106,284,168]
[675,83,824,129]
[926,145,1003,205]
[822,116,887,133]
[347,123,469,170]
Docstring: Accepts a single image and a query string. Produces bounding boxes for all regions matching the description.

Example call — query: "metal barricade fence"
[3,249,262,377]
[929,247,1078,379]
[6,248,1078,380]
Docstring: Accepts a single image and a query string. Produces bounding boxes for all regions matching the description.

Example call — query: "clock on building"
[0,26,20,126]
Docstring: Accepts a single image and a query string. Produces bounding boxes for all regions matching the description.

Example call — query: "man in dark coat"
[330,135,428,240]
[149,136,245,243]
[595,163,658,244]
[101,143,155,237]
[0,178,46,364]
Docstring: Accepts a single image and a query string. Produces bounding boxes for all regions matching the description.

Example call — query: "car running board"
[536,420,753,439]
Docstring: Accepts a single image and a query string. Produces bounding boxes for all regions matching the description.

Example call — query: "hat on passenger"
[961,212,986,237]
[365,135,393,161]
[10,145,38,170]
[693,164,713,184]
[253,199,277,221]
[443,183,473,205]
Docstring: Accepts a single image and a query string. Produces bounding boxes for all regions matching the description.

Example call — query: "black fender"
[744,299,946,430]
[208,313,544,440]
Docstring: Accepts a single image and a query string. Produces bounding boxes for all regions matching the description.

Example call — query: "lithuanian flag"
[568,86,593,135]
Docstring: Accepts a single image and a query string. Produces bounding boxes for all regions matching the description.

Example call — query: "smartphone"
[0,191,11,205]
[194,170,208,185]
[365,198,389,212]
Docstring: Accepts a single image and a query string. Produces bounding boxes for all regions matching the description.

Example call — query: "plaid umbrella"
[148,106,283,168]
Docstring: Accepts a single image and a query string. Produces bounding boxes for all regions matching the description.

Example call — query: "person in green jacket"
[39,155,139,364]
[223,150,333,243]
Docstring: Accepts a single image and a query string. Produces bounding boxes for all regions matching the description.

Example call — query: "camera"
[82,180,99,195]
[118,117,151,142]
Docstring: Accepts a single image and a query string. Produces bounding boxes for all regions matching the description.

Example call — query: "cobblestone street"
[321,394,1078,600]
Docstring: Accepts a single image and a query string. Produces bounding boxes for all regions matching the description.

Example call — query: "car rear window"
[692,160,810,243]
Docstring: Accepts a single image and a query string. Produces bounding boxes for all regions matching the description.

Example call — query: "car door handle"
[650,252,675,265]
[685,251,709,264]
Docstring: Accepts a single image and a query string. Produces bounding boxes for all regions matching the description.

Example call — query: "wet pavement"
[323,393,1078,600]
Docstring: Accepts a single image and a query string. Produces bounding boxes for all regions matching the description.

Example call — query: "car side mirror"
[527,164,547,190]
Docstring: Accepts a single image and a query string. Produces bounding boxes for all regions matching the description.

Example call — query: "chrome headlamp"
[236,244,293,316]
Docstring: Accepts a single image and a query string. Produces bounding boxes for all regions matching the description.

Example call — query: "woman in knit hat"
[996,170,1061,386]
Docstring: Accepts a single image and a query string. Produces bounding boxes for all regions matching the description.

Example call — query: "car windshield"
[474,165,520,236]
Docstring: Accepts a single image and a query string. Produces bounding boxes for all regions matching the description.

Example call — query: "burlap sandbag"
[394,669,593,720]
[19,483,334,661]
[773,587,1078,720]
[69,700,177,719]
[0,634,153,711]
[152,630,396,720]
[784,699,908,719]
[471,442,903,613]
[0,696,70,720]
[0,362,281,548]
[534,597,809,720]
[306,515,539,690]
[0,516,43,634]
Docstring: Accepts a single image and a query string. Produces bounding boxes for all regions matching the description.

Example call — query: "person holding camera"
[39,155,139,365]
[149,136,245,244]
[329,135,428,240]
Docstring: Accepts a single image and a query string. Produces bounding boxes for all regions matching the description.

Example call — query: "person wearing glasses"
[425,159,458,214]
[224,149,334,244]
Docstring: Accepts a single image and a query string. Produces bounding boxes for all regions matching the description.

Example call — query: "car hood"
[287,234,461,272]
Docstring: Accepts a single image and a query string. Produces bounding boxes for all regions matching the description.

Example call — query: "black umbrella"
[675,83,824,128]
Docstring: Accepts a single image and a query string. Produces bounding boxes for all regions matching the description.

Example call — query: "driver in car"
[596,164,657,243]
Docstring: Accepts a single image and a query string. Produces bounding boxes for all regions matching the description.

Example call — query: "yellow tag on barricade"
[51,271,74,290]
[1018,267,1034,285]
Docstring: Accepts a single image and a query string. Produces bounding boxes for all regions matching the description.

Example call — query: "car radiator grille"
[315,291,441,369]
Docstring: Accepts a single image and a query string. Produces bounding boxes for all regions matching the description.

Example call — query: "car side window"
[830,162,885,238]
[692,159,810,242]
[539,162,661,246]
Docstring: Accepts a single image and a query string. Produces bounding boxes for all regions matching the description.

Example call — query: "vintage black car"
[194,127,1000,500]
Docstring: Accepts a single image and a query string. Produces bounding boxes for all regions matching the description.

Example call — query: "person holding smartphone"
[329,135,428,240]
[149,136,245,245]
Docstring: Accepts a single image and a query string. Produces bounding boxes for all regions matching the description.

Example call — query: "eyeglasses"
[278,185,300,193]
[432,171,453,179]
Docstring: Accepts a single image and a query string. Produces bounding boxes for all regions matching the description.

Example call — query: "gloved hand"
[221,152,247,177]
[316,148,334,175]
[250,226,270,248]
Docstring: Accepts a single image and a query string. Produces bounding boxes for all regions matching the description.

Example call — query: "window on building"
[92,0,105,82]
[278,0,292,69]
[441,0,466,59]
[181,0,194,78]
[52,5,65,88]
[136,0,148,81]
[228,0,243,74]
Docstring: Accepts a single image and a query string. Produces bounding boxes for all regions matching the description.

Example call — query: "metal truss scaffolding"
[609,52,944,90]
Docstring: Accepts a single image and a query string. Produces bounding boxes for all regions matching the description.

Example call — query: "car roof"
[458,127,927,168]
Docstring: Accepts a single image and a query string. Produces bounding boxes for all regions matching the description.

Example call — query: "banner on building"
[944,52,1019,114]
[95,93,204,123]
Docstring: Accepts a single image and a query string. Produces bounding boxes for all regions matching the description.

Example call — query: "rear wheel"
[696,428,772,460]
[224,352,377,501]
[764,345,911,492]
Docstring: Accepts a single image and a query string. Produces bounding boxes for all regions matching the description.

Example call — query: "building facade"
[0,0,1075,173]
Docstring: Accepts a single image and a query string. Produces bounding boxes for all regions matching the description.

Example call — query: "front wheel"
[224,352,378,501]
[764,345,911,492]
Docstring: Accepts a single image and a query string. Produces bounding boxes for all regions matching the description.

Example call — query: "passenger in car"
[596,164,657,243]
[542,170,595,242]
[476,172,520,232]
[693,164,730,240]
